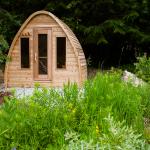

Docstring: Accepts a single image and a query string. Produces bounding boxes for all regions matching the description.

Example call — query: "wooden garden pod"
[4,11,87,88]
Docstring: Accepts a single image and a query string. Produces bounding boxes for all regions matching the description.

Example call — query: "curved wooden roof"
[5,10,87,87]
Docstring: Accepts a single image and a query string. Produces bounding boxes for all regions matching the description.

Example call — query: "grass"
[0,72,149,149]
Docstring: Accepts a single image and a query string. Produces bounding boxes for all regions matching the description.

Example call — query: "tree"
[0,0,150,68]
[56,0,150,68]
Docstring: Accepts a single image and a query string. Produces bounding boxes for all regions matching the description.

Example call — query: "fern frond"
[123,11,139,24]
[102,19,126,35]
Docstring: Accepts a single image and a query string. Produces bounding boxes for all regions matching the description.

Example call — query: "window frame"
[20,36,30,69]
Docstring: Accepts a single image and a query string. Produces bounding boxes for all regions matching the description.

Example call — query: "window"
[57,37,66,68]
[20,37,30,68]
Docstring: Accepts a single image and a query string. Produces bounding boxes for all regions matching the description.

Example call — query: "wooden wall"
[6,14,81,88]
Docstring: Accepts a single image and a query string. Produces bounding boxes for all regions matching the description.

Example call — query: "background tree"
[0,0,150,69]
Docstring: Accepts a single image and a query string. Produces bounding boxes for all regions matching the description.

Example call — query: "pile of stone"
[122,70,145,87]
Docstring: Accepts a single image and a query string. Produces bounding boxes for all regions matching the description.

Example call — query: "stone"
[122,70,145,87]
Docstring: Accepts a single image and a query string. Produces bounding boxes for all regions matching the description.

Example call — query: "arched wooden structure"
[4,11,87,88]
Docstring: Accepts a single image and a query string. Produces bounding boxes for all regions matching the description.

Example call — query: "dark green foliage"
[0,35,9,70]
[0,0,150,67]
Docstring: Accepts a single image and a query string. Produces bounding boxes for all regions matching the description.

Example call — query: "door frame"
[33,27,52,81]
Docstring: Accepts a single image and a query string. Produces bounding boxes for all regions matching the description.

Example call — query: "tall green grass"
[0,72,149,149]
[83,72,145,131]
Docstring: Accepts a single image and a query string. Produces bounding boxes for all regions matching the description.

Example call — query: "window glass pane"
[57,37,66,68]
[21,37,29,68]
[38,34,47,57]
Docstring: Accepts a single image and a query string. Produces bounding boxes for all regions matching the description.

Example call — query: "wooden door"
[34,28,52,81]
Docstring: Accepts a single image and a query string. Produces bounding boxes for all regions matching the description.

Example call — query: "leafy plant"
[0,35,9,70]
[134,55,150,83]
[64,115,145,150]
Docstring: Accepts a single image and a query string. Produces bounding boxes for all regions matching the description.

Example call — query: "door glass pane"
[39,58,47,74]
[38,34,47,57]
[38,34,48,74]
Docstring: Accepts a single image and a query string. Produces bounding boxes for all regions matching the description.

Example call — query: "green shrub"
[134,56,150,83]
